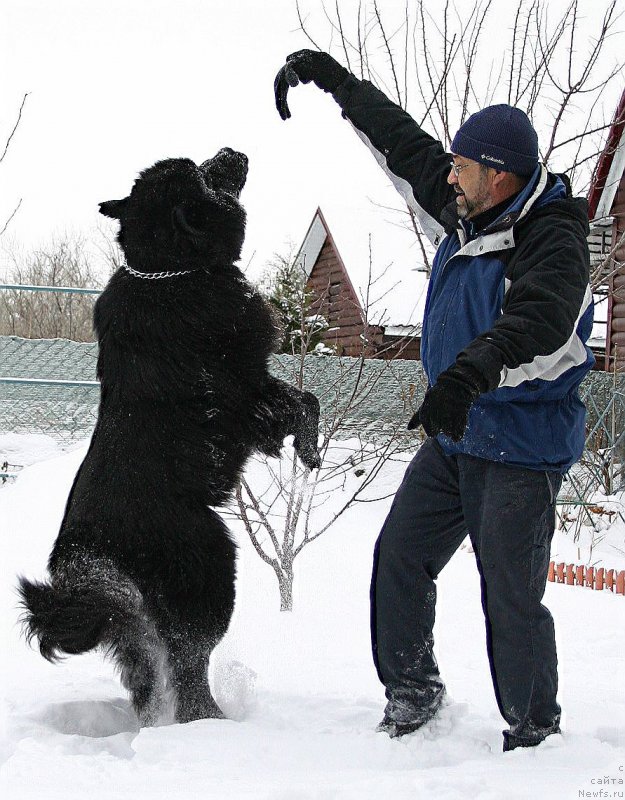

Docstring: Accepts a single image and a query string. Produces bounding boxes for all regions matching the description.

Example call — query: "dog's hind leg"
[152,510,236,724]
[164,635,222,723]
[21,557,169,726]
[109,611,168,726]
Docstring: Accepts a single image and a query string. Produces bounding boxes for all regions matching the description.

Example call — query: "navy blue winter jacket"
[332,76,594,472]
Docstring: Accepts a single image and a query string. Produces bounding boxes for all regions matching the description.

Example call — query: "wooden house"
[294,204,428,359]
[587,88,625,371]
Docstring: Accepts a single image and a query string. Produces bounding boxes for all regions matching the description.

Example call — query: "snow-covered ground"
[1,437,624,799]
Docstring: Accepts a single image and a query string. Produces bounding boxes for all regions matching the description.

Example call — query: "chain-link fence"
[1,336,99,444]
[0,333,426,445]
[559,384,625,539]
[0,283,101,480]
[2,327,624,454]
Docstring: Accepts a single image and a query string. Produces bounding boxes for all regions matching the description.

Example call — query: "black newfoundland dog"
[18,148,321,725]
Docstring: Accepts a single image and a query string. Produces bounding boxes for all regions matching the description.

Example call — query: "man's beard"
[455,192,470,219]
[455,188,492,220]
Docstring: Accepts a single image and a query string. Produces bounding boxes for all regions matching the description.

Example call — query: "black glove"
[274,49,350,120]
[408,363,488,442]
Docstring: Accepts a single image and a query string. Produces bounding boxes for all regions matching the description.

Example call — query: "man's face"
[447,156,494,219]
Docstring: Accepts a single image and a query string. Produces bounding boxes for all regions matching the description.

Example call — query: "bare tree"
[94,221,125,276]
[295,0,624,273]
[229,248,425,611]
[0,235,104,341]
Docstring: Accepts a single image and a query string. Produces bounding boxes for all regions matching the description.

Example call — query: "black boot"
[503,719,562,752]
[376,687,446,738]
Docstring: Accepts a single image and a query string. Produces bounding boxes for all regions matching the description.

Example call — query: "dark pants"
[371,438,562,742]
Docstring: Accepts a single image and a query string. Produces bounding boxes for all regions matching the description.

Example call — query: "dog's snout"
[217,147,246,160]
[200,148,248,198]
[212,148,248,173]
[230,152,248,178]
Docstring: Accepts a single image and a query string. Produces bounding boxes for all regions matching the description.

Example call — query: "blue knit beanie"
[451,104,539,176]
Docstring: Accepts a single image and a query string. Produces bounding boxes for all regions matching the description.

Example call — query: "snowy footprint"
[595,726,625,748]
[36,698,140,738]
[0,698,141,762]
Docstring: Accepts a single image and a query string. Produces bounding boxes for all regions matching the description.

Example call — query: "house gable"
[296,208,376,357]
[295,207,422,358]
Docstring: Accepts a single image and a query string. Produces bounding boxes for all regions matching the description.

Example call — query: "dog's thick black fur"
[18,148,321,725]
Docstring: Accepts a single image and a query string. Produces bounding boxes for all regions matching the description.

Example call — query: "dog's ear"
[172,202,209,239]
[99,198,128,220]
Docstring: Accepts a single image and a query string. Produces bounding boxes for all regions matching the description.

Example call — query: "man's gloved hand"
[408,363,488,442]
[274,49,349,120]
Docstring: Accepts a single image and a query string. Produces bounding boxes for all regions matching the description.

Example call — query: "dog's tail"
[18,560,144,662]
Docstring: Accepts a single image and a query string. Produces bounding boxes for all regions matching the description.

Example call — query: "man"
[274,50,595,752]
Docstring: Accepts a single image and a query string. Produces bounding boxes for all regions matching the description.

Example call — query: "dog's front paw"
[297,441,321,470]
[294,436,322,470]
[294,391,321,470]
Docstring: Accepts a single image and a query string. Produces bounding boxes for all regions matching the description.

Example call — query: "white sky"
[1,0,622,290]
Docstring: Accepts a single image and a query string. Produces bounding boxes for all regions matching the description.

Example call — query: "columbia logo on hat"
[481,154,505,165]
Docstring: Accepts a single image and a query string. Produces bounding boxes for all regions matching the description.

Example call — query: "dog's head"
[99,148,249,270]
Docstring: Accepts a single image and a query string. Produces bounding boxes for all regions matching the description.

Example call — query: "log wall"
[306,239,420,359]
[608,173,625,370]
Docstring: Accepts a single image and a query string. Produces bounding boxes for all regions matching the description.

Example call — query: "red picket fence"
[548,561,625,595]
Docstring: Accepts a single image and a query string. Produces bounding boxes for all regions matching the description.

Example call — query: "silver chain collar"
[123,263,194,280]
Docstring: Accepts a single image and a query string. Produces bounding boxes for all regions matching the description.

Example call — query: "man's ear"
[99,198,128,219]
[490,169,509,190]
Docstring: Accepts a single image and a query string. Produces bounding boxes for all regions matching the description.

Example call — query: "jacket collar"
[440,164,560,240]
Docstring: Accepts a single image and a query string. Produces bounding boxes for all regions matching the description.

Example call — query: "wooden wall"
[377,336,421,360]
[306,237,421,359]
[608,171,625,371]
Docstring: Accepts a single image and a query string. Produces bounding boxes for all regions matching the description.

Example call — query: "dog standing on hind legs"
[18,147,321,726]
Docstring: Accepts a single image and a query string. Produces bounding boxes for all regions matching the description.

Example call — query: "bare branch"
[335,0,352,72]
[239,476,283,558]
[553,119,619,161]
[591,228,625,291]
[295,0,323,50]
[235,484,282,571]
[373,0,404,107]
[0,199,22,237]
[1,92,29,165]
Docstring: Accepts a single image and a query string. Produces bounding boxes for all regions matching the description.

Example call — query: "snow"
[554,504,625,572]
[1,438,625,799]
[0,433,65,469]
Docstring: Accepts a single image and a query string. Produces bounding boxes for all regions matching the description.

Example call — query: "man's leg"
[372,438,468,734]
[458,456,562,751]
